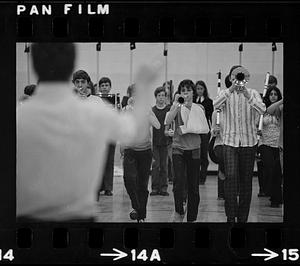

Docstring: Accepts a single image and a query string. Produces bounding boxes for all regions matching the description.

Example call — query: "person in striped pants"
[213,65,266,224]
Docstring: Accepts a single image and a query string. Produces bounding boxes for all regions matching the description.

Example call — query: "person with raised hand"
[17,43,161,222]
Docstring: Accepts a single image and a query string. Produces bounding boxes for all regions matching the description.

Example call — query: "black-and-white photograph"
[16,42,283,223]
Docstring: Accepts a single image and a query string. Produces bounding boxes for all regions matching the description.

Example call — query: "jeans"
[98,143,116,192]
[214,145,225,198]
[199,133,211,184]
[223,145,256,222]
[123,148,152,219]
[256,155,265,194]
[151,145,168,192]
[279,147,283,175]
[172,149,200,222]
[167,144,174,182]
[259,145,282,204]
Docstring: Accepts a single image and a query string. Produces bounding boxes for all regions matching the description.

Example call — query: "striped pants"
[223,145,257,222]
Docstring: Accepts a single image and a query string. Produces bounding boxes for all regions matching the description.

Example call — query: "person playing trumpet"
[72,70,92,98]
[213,65,266,224]
[165,79,209,222]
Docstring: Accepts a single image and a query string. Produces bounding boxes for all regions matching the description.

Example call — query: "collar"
[34,81,75,100]
[197,96,204,103]
[156,104,166,109]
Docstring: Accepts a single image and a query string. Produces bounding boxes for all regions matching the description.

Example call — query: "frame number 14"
[0,249,14,262]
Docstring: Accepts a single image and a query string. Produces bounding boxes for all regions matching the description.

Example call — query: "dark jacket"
[196,97,213,128]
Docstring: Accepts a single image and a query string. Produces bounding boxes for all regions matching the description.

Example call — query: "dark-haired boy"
[162,81,175,183]
[96,77,116,197]
[72,70,92,98]
[98,77,112,95]
[150,87,171,196]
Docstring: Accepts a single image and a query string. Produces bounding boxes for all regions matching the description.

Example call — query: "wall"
[16,42,283,104]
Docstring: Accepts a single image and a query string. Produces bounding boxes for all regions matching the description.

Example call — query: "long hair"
[195,80,209,99]
[263,87,282,108]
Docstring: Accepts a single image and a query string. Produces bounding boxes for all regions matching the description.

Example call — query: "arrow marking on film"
[100,248,128,261]
[251,248,279,261]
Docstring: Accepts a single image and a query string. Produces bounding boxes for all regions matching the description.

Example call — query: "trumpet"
[231,66,250,90]
[177,95,185,105]
[97,92,121,109]
[74,87,91,98]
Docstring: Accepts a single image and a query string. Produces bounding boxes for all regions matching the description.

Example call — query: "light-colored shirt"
[17,82,136,220]
[196,96,204,103]
[213,88,265,147]
[172,104,201,150]
[259,113,280,148]
[123,108,160,151]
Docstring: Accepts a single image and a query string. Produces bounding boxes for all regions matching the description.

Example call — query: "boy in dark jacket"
[150,87,171,196]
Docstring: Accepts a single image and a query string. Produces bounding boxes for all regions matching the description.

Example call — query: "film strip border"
[1,224,299,263]
[0,3,298,42]
[1,2,300,263]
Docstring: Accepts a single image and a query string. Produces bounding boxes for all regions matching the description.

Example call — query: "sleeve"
[105,108,137,144]
[279,104,283,114]
[165,104,179,125]
[213,89,231,109]
[164,111,170,125]
[207,98,214,123]
[247,89,266,115]
[211,111,217,134]
[149,109,161,129]
[274,104,283,119]
[121,96,128,108]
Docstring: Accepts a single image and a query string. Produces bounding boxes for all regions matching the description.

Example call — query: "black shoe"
[160,191,169,196]
[150,191,160,196]
[104,190,113,196]
[129,209,139,220]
